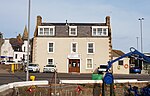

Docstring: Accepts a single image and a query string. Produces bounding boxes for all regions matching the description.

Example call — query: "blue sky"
[0,0,150,53]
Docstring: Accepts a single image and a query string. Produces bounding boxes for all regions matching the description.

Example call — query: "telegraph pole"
[26,0,31,81]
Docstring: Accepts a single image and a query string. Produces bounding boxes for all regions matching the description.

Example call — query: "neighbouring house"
[0,32,4,60]
[1,38,14,61]
[21,26,31,63]
[112,50,130,74]
[143,53,150,74]
[0,27,30,63]
[32,16,112,73]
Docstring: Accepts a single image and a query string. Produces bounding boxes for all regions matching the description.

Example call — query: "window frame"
[86,58,93,69]
[38,26,55,36]
[87,42,95,54]
[92,26,108,36]
[47,42,55,53]
[71,42,78,53]
[15,54,17,59]
[118,60,124,65]
[69,26,77,36]
[47,58,54,65]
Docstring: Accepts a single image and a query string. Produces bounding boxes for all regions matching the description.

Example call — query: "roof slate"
[41,22,106,26]
[9,38,23,51]
[36,23,109,37]
[34,16,111,37]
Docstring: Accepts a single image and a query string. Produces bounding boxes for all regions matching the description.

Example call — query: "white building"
[32,16,112,73]
[1,39,14,61]
[112,50,130,74]
[0,26,30,63]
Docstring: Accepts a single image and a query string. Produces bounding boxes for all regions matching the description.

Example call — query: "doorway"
[69,59,80,73]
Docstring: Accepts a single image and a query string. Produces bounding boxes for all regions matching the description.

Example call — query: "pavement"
[0,64,10,74]
[0,68,9,74]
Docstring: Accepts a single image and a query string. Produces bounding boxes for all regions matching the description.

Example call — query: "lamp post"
[26,0,31,81]
[138,18,144,53]
[136,37,139,50]
[136,37,139,67]
[138,18,144,71]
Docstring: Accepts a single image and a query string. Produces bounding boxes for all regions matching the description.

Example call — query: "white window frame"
[69,26,77,36]
[87,42,95,54]
[86,58,93,69]
[15,54,18,59]
[38,26,55,36]
[71,42,78,53]
[47,58,54,65]
[92,26,108,36]
[47,41,55,53]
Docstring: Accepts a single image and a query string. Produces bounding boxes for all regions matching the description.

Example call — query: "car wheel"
[51,69,55,72]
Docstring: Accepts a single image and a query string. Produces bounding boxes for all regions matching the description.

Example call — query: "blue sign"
[104,73,114,84]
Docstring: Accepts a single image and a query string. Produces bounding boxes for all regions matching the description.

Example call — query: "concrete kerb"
[0,84,10,93]
[60,79,150,84]
[0,80,49,93]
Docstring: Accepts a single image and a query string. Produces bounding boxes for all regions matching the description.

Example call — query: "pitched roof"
[34,16,111,37]
[9,37,23,52]
[112,50,125,57]
[22,26,28,40]
[36,23,108,37]
[41,22,106,26]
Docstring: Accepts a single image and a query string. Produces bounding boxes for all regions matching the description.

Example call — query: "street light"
[26,0,31,81]
[136,37,139,67]
[138,18,144,53]
[136,37,139,50]
[138,18,144,71]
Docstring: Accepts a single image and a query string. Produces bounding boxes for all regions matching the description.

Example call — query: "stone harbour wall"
[0,82,149,96]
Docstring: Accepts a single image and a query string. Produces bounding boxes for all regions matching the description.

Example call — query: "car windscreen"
[46,65,55,67]
[100,65,108,69]
[29,64,38,66]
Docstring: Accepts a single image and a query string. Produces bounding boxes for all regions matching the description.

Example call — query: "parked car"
[0,60,15,65]
[25,63,40,73]
[43,64,56,73]
[97,64,108,74]
[130,67,141,74]
[0,61,5,64]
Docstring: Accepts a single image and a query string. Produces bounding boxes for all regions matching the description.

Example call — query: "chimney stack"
[106,16,110,26]
[37,15,42,26]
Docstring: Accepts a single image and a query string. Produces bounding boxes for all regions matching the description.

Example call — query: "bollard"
[30,76,35,81]
[14,64,16,71]
[11,64,15,73]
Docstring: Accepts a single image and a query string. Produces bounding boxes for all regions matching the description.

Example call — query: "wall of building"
[113,57,130,74]
[21,40,29,63]
[33,37,110,73]
[1,39,14,60]
[0,32,3,58]
[13,51,26,63]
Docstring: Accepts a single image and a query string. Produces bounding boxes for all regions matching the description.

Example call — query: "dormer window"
[69,26,77,36]
[38,26,55,36]
[92,26,108,36]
